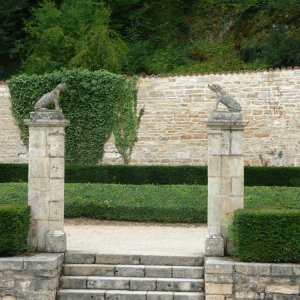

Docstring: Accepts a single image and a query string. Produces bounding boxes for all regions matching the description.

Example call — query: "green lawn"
[0,183,299,223]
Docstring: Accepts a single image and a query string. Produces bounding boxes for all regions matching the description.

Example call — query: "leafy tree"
[22,0,128,74]
[0,0,37,79]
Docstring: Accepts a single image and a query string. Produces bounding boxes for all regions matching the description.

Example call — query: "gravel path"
[65,218,207,256]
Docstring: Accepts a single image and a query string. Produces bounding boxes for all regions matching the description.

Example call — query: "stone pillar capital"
[25,111,69,128]
[206,111,248,130]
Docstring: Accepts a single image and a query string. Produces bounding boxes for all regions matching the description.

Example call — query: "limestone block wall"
[0,84,27,163]
[103,68,300,166]
[205,257,300,299]
[0,253,63,300]
[1,68,300,166]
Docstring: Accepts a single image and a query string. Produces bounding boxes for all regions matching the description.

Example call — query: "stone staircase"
[57,251,205,300]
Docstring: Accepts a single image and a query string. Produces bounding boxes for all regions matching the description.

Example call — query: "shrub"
[65,165,208,185]
[1,164,300,187]
[64,183,207,223]
[233,209,300,262]
[244,166,300,187]
[0,164,28,182]
[0,205,30,256]
[0,183,299,224]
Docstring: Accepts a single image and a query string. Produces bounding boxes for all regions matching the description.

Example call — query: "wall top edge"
[0,66,300,85]
[140,66,300,78]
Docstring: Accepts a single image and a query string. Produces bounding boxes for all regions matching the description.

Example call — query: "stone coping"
[0,253,64,271]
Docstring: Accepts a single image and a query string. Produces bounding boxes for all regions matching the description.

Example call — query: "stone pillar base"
[205,235,224,256]
[45,230,66,253]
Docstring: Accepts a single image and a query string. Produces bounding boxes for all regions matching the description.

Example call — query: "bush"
[65,183,207,223]
[65,165,208,185]
[0,183,299,223]
[1,164,300,187]
[0,164,28,182]
[233,209,300,262]
[0,205,30,256]
[244,166,300,187]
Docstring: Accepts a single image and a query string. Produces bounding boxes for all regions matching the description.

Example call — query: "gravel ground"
[65,218,207,256]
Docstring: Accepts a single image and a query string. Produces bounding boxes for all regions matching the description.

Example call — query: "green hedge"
[0,183,299,223]
[244,166,300,187]
[65,165,208,184]
[233,209,300,262]
[1,164,300,186]
[64,184,206,223]
[0,205,30,256]
[0,164,28,182]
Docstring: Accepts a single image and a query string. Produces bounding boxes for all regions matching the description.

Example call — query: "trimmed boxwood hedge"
[0,205,30,256]
[0,164,300,186]
[233,209,300,262]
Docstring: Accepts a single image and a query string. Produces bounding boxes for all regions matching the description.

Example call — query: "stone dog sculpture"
[208,83,242,112]
[34,83,66,111]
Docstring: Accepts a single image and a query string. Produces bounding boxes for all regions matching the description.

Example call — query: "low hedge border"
[0,164,299,186]
[0,204,30,256]
[233,209,300,263]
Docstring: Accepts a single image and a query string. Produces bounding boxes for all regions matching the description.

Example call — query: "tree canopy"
[22,0,128,75]
[0,0,299,78]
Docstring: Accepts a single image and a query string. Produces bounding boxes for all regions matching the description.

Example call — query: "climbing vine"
[113,76,144,165]
[9,69,142,164]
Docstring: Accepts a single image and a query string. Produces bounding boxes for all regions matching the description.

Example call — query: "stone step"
[57,289,205,300]
[63,264,204,278]
[64,251,204,266]
[60,276,204,292]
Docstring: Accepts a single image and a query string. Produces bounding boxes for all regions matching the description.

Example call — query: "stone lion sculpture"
[34,83,66,111]
[208,83,242,112]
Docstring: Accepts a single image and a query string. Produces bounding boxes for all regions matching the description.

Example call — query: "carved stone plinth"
[205,110,247,256]
[25,111,69,252]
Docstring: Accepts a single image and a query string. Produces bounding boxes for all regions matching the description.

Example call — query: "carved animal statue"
[34,83,66,111]
[208,83,242,112]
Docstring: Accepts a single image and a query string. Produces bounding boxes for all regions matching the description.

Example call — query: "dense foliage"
[0,204,30,256]
[0,183,299,223]
[9,69,143,164]
[233,209,300,262]
[1,0,299,79]
[1,164,300,187]
[22,0,128,75]
[0,0,36,79]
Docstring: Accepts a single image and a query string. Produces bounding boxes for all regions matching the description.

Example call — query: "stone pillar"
[25,111,68,252]
[205,111,247,256]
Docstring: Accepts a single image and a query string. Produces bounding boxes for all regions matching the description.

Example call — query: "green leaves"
[233,209,300,262]
[0,204,30,256]
[113,76,144,164]
[9,68,140,164]
[22,0,128,74]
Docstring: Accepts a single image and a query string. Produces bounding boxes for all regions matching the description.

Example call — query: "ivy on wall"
[9,69,143,164]
[113,77,144,165]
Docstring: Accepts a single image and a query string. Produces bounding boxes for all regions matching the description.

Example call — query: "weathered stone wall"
[1,68,300,166]
[0,84,27,163]
[103,68,300,166]
[0,253,63,300]
[205,257,300,299]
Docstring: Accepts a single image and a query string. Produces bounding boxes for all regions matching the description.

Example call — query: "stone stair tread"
[60,275,204,281]
[57,289,205,300]
[63,264,204,278]
[60,276,204,292]
[65,251,204,266]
